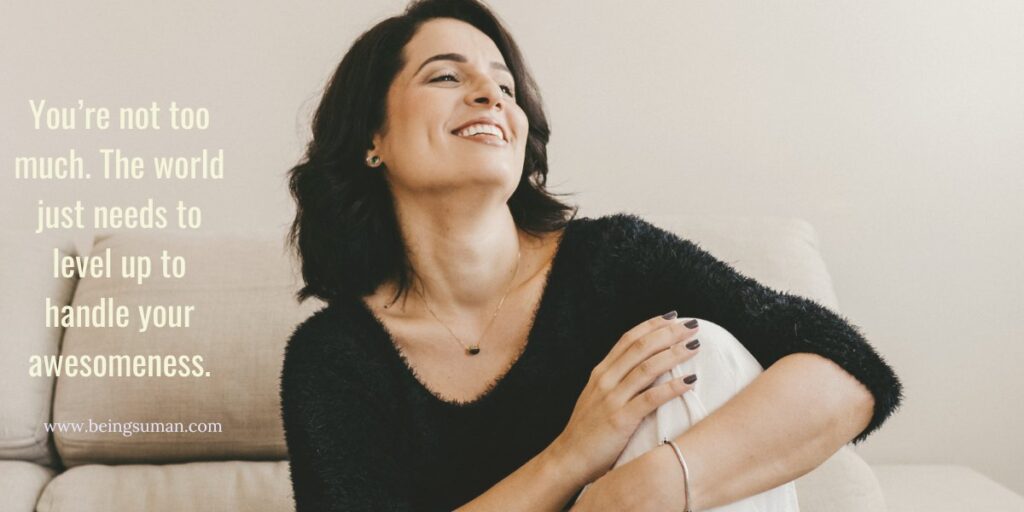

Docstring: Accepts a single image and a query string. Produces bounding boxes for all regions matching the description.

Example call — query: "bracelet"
[661,438,693,512]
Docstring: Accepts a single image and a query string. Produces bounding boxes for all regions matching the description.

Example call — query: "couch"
[2,215,1021,511]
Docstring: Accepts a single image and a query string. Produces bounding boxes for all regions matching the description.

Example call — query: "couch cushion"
[53,233,322,466]
[795,446,887,512]
[0,232,76,465]
[35,460,292,512]
[0,460,56,512]
[874,464,1024,512]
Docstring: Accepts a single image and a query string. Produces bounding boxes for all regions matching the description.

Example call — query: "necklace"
[414,249,522,356]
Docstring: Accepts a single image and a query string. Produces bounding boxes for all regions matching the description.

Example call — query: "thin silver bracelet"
[661,438,693,512]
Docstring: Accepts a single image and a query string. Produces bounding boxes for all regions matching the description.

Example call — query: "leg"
[576,318,801,511]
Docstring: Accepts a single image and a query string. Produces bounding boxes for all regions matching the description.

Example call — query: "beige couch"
[2,216,1020,511]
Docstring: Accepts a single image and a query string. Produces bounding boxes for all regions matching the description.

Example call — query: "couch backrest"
[52,232,322,466]
[644,214,842,310]
[0,232,76,466]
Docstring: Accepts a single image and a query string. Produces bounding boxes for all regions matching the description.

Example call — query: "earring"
[366,155,382,167]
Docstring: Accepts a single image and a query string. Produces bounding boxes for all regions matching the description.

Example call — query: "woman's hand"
[551,311,701,486]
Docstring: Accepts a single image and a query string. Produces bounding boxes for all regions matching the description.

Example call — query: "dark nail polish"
[662,310,678,320]
[683,374,698,384]
[686,339,700,350]
[684,319,698,328]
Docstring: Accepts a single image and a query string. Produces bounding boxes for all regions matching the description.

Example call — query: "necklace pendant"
[466,345,481,356]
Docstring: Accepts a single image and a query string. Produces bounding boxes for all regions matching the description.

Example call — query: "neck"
[390,202,530,319]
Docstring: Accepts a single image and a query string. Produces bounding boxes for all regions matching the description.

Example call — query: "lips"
[450,117,508,143]
[454,132,508,146]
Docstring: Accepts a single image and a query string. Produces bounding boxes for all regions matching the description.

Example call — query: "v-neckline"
[352,220,578,409]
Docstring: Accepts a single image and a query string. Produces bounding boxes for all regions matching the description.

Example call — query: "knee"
[682,317,765,390]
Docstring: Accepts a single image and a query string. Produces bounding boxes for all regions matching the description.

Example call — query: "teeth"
[455,123,504,140]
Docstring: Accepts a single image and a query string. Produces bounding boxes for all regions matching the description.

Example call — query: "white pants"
[576,318,801,511]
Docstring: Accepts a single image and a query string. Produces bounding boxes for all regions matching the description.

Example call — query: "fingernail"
[684,319,698,328]
[683,374,698,384]
[662,310,678,320]
[686,339,700,350]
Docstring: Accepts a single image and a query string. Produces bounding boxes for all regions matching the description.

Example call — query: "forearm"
[635,353,875,510]
[454,441,587,512]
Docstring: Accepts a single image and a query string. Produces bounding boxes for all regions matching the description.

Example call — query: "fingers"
[613,334,700,403]
[620,373,698,423]
[600,314,700,391]
[603,311,680,364]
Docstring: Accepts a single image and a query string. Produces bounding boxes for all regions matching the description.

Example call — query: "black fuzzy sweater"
[280,213,903,511]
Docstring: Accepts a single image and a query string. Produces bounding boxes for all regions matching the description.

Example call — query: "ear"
[368,134,384,158]
[365,135,386,169]
[372,125,389,147]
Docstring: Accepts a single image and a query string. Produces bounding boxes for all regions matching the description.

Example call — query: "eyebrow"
[414,52,512,77]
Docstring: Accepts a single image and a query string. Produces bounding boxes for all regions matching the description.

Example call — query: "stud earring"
[366,155,382,167]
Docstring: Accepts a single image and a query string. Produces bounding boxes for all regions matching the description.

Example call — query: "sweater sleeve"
[280,311,416,511]
[599,213,903,445]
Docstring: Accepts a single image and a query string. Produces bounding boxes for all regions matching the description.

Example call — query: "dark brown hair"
[287,0,577,306]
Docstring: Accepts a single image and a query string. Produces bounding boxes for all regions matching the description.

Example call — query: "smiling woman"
[280,1,902,511]
[285,0,568,307]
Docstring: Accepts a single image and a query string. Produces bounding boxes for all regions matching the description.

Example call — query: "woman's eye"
[430,73,514,98]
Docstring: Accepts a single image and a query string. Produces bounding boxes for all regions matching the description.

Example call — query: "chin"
[452,164,518,188]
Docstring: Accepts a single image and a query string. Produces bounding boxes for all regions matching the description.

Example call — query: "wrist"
[543,435,590,489]
[645,443,690,509]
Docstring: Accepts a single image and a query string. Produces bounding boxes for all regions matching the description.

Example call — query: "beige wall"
[3,0,1022,493]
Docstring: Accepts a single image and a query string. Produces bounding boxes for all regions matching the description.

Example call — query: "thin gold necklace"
[414,249,522,356]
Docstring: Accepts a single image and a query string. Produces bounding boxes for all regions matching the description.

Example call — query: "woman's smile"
[453,131,508,146]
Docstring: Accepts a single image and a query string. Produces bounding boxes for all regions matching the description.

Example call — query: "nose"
[466,77,505,111]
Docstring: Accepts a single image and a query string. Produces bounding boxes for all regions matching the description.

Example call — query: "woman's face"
[372,18,529,199]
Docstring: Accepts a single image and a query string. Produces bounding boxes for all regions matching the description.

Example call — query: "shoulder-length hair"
[287,0,577,306]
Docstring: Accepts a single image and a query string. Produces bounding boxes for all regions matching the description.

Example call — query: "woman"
[280,0,903,510]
